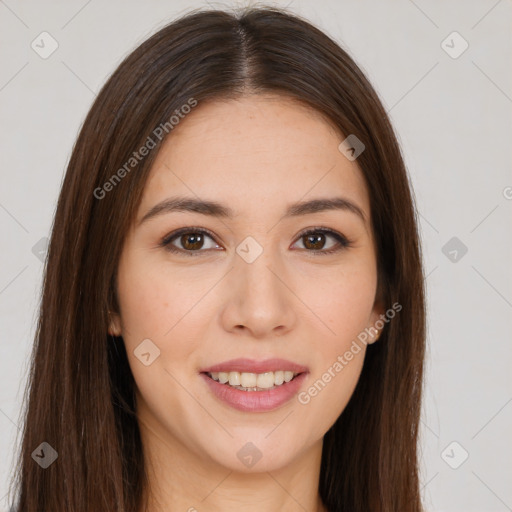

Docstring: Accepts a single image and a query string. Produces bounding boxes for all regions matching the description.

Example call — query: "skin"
[110,94,384,512]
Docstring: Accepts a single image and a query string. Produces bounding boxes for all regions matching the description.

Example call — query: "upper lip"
[200,358,309,374]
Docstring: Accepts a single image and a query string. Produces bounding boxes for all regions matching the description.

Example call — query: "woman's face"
[111,94,383,474]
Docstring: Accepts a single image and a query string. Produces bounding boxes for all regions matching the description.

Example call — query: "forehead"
[139,94,370,219]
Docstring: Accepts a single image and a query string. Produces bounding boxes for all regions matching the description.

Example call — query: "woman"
[8,6,426,512]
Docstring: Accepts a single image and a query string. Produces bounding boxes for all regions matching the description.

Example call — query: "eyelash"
[159,226,352,257]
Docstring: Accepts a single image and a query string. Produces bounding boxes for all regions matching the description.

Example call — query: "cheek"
[296,264,376,418]
[304,263,377,347]
[297,273,372,433]
[116,250,208,340]
[114,256,197,378]
[300,348,365,420]
[115,265,207,416]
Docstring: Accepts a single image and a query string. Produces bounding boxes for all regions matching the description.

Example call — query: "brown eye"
[161,228,221,255]
[293,228,351,255]
[180,232,205,250]
[303,232,327,250]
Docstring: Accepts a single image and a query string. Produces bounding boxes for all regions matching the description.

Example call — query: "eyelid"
[161,226,219,244]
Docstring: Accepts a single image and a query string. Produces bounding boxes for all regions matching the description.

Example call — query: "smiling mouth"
[203,370,303,391]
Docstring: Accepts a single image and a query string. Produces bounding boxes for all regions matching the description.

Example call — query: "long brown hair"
[8,6,425,511]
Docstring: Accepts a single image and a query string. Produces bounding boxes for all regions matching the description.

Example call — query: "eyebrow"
[138,195,366,225]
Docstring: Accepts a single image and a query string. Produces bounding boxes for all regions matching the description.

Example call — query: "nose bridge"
[222,234,295,336]
[235,234,283,299]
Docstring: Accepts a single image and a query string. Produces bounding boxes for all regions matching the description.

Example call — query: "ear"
[108,310,122,337]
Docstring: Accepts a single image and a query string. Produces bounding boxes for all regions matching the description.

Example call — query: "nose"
[219,244,297,339]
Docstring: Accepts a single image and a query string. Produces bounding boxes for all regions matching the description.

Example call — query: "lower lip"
[200,372,308,412]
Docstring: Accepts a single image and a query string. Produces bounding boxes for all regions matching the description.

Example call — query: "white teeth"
[284,371,294,382]
[228,372,241,386]
[256,372,274,389]
[241,372,257,387]
[207,370,300,390]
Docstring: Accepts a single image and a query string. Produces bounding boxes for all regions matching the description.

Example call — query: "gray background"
[1,1,511,510]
